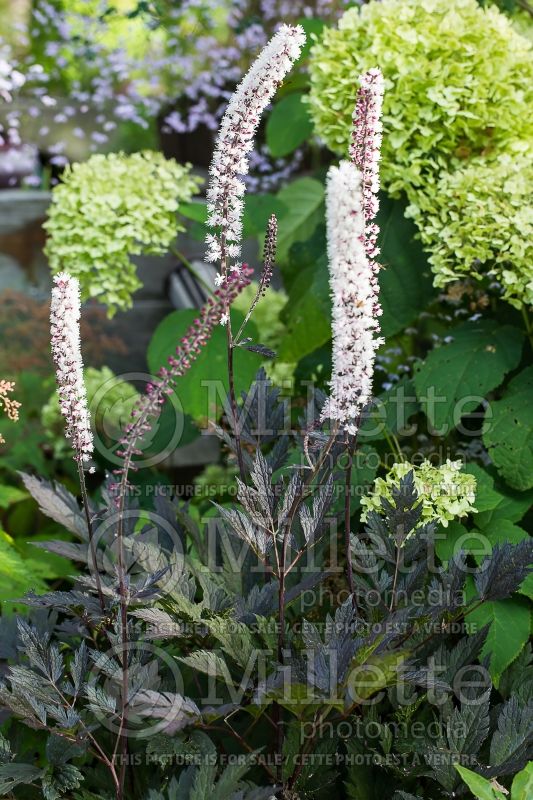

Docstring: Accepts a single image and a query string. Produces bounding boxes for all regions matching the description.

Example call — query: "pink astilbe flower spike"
[320,162,384,436]
[350,67,384,267]
[205,24,305,273]
[50,272,94,466]
[113,267,253,497]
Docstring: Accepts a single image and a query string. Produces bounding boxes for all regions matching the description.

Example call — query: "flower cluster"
[205,24,305,270]
[320,162,384,435]
[308,0,532,196]
[406,147,533,308]
[0,57,25,103]
[350,68,384,266]
[49,273,93,467]
[44,151,201,316]
[361,459,477,536]
[114,268,252,491]
[0,379,21,445]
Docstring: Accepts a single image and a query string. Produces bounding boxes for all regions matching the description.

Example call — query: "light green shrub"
[44,151,202,316]
[308,0,532,196]
[406,146,533,308]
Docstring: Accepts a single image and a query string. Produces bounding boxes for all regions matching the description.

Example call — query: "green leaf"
[266,92,314,157]
[297,17,326,60]
[414,321,524,434]
[0,530,49,604]
[0,485,27,509]
[179,200,207,224]
[377,196,436,337]
[434,521,476,567]
[0,763,44,794]
[511,761,533,800]
[359,377,419,442]
[277,255,331,363]
[455,765,506,800]
[483,366,533,491]
[242,193,288,239]
[467,598,531,685]
[147,309,260,423]
[465,465,533,527]
[274,177,324,264]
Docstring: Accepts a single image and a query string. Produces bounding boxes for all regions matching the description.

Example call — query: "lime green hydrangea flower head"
[44,151,202,316]
[308,0,532,196]
[361,459,477,538]
[406,145,533,308]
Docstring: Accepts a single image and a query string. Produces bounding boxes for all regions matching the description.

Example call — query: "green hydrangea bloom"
[308,0,532,196]
[42,366,139,459]
[44,151,202,316]
[406,146,533,308]
[361,459,477,538]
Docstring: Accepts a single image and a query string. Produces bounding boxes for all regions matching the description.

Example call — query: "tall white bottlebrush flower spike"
[321,163,384,435]
[321,68,385,435]
[205,24,306,275]
[50,272,94,467]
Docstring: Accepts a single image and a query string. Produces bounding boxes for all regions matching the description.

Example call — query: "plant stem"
[521,305,533,351]
[389,545,401,612]
[77,463,105,611]
[169,244,214,297]
[274,424,339,787]
[226,319,246,482]
[111,492,129,800]
[344,436,355,600]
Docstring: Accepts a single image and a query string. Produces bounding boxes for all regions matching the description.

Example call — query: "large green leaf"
[277,254,331,363]
[483,366,533,491]
[413,321,524,434]
[467,598,531,685]
[359,377,420,442]
[242,193,288,238]
[377,196,436,337]
[0,485,27,509]
[464,465,533,527]
[455,765,506,800]
[147,309,261,423]
[266,92,314,157]
[274,177,324,264]
[511,761,533,800]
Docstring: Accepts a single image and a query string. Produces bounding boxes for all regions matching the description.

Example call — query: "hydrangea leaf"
[413,322,524,434]
[273,177,324,264]
[266,91,314,158]
[455,765,506,800]
[277,255,331,363]
[482,366,533,491]
[147,309,261,423]
[359,377,419,442]
[466,598,531,686]
[511,762,533,800]
[465,464,533,527]
[377,196,436,337]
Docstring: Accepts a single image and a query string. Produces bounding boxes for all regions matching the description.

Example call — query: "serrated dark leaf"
[19,474,87,540]
[475,540,533,601]
[238,343,277,358]
[488,695,533,773]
